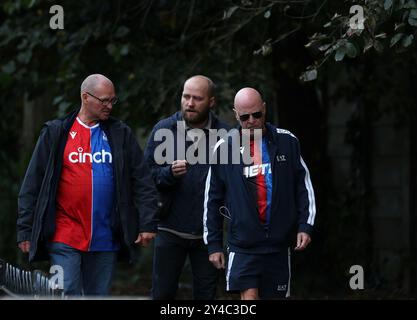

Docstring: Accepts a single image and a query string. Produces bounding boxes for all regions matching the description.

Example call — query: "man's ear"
[233,108,239,122]
[81,92,88,104]
[209,96,216,109]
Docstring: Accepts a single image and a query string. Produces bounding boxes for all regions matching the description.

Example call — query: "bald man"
[204,88,316,300]
[144,75,230,300]
[17,74,158,296]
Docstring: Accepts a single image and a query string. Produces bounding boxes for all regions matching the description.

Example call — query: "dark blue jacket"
[144,111,230,235]
[203,123,316,254]
[17,109,159,262]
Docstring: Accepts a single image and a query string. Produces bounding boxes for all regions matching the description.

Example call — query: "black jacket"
[144,111,230,236]
[17,109,158,262]
[203,123,316,254]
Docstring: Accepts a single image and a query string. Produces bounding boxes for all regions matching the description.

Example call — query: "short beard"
[183,108,210,127]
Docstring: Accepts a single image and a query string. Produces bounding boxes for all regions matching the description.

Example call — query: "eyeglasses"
[86,92,118,106]
[237,111,263,122]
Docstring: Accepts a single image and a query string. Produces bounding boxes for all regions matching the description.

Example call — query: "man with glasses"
[204,87,316,300]
[17,74,158,296]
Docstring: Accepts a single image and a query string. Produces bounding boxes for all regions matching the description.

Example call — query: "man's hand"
[209,252,225,269]
[134,232,156,247]
[18,241,30,253]
[294,232,311,251]
[171,160,188,177]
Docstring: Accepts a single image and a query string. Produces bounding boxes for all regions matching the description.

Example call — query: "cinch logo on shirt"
[53,117,118,252]
[68,147,113,163]
[243,163,272,178]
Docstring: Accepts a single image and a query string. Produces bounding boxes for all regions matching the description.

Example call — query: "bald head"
[79,74,116,124]
[233,87,266,133]
[234,88,264,111]
[81,74,114,95]
[184,75,216,98]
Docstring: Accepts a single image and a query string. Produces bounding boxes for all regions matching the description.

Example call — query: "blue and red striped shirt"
[244,138,273,225]
[52,117,119,251]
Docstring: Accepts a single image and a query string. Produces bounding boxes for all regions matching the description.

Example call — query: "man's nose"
[187,98,195,107]
[247,114,257,123]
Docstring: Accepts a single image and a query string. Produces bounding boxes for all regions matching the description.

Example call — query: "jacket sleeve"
[143,124,177,189]
[294,139,316,236]
[127,127,159,232]
[17,125,52,243]
[203,162,225,255]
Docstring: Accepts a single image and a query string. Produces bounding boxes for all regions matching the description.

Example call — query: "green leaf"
[107,43,121,62]
[3,2,19,15]
[363,37,373,53]
[373,40,384,53]
[390,33,404,47]
[410,9,417,18]
[120,44,130,56]
[395,23,406,30]
[17,38,28,50]
[304,40,316,48]
[404,0,417,9]
[223,6,238,19]
[1,61,15,74]
[53,95,64,105]
[384,0,393,10]
[115,26,130,38]
[17,50,32,64]
[402,34,414,47]
[107,43,117,56]
[402,10,409,22]
[58,101,72,118]
[261,43,272,56]
[375,33,387,39]
[345,42,358,58]
[335,47,346,61]
[331,13,341,21]
[409,9,417,26]
[299,69,317,82]
[22,0,36,8]
[241,0,252,6]
[318,43,332,51]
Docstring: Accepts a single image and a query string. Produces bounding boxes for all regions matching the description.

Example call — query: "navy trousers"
[152,230,219,299]
[48,242,117,296]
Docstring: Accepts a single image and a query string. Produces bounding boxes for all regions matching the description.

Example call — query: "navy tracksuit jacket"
[203,123,316,254]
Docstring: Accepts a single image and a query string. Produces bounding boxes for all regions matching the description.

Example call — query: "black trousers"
[152,230,219,299]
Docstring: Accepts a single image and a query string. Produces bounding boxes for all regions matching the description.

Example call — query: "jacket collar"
[61,108,119,132]
[234,122,276,141]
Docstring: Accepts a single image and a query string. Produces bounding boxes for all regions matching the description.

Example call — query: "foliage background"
[2,0,417,298]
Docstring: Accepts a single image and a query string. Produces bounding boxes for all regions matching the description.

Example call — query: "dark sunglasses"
[238,111,263,122]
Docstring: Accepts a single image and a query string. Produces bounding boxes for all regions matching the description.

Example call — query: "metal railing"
[0,259,63,298]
